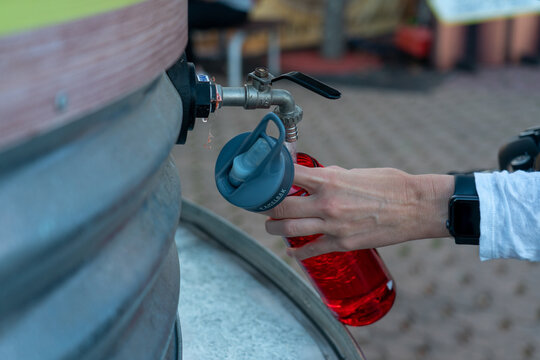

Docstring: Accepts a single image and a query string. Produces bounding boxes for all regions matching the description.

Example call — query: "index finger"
[292,164,324,194]
[262,195,320,219]
[287,235,343,260]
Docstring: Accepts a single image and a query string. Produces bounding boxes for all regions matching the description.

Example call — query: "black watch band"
[455,174,477,196]
[447,175,480,245]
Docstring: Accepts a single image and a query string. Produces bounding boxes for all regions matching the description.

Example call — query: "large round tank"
[0,1,366,358]
[0,1,186,358]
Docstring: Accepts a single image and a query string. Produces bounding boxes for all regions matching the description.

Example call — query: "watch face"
[451,198,480,238]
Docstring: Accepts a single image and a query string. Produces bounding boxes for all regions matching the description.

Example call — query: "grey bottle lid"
[215,113,294,212]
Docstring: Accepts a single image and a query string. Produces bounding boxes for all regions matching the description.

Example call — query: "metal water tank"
[0,1,186,358]
[0,1,367,358]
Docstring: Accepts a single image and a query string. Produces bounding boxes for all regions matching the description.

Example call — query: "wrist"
[408,174,454,240]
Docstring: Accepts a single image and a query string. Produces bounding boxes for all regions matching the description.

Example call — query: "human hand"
[265,165,454,260]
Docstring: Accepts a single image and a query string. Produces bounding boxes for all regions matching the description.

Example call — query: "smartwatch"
[446,175,480,245]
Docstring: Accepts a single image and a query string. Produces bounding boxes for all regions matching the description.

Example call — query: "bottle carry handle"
[216,113,286,194]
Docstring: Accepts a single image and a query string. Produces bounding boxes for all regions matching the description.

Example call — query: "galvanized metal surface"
[0,74,183,359]
[177,199,365,360]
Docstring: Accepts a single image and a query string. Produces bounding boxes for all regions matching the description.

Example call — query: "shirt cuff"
[474,172,495,261]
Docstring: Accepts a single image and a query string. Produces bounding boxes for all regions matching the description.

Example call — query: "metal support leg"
[268,28,281,76]
[228,30,246,86]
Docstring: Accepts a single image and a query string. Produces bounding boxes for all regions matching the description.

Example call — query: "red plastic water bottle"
[287,153,396,326]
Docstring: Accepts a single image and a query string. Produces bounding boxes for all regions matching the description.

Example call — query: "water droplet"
[204,129,214,150]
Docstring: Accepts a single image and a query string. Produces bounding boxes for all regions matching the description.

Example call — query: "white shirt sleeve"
[474,171,540,261]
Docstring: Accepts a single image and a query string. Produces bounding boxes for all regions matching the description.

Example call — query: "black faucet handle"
[271,71,341,100]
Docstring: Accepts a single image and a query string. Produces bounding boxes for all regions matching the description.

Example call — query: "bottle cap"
[228,138,272,187]
[215,113,294,212]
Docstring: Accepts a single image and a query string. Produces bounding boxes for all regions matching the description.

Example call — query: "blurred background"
[173,0,540,359]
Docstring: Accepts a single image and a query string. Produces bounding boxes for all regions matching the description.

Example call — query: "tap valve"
[216,67,341,143]
[166,57,340,144]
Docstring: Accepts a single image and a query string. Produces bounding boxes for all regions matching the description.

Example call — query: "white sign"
[428,0,540,24]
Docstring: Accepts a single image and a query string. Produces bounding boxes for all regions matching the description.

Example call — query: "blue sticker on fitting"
[197,74,210,82]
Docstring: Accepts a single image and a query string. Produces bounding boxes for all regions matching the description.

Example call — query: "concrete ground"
[172,65,540,360]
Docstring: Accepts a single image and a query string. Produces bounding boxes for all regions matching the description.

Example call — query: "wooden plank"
[509,14,539,63]
[477,19,508,66]
[433,22,465,71]
[0,0,187,152]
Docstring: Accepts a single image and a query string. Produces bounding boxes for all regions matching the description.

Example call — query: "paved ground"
[172,65,540,360]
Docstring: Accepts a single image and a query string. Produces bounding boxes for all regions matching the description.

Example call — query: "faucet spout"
[217,85,302,143]
[166,59,340,144]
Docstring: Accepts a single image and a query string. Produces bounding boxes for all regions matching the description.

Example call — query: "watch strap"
[454,174,478,197]
[450,175,480,245]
